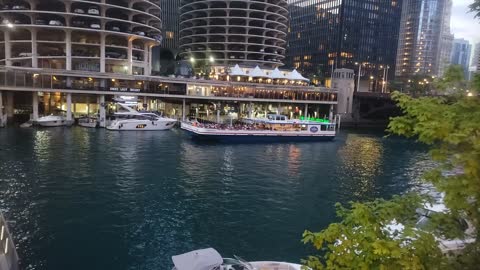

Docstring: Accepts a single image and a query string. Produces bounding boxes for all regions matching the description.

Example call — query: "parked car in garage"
[35,19,47,25]
[74,8,84,14]
[49,20,63,26]
[72,20,86,27]
[87,7,99,15]
[90,23,101,29]
[12,5,28,10]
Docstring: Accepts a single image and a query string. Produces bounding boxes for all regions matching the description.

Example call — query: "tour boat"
[172,248,305,270]
[181,114,337,142]
[78,116,98,128]
[37,110,73,127]
[106,103,177,131]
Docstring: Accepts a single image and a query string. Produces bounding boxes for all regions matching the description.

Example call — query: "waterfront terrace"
[0,66,338,104]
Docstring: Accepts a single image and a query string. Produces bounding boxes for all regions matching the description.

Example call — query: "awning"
[269,67,285,79]
[249,65,268,78]
[287,69,310,82]
[172,248,223,270]
[229,64,246,76]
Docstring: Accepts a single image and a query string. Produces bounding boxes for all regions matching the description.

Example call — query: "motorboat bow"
[171,248,305,270]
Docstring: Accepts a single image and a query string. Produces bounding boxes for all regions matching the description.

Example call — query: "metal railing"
[0,212,19,270]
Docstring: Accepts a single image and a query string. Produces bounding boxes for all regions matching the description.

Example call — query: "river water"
[0,127,431,270]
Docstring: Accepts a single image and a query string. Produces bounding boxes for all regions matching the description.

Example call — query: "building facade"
[450,38,472,79]
[0,0,162,76]
[395,0,453,78]
[178,0,289,68]
[474,43,480,74]
[286,0,403,91]
[152,0,181,75]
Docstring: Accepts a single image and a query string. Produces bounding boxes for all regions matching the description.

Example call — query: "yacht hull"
[106,120,176,131]
[37,119,73,127]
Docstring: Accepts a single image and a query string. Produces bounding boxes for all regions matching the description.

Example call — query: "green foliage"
[387,92,480,230]
[471,74,480,94]
[470,0,480,18]
[303,75,480,268]
[433,65,467,94]
[301,194,446,270]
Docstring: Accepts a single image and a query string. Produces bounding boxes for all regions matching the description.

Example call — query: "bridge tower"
[332,68,355,119]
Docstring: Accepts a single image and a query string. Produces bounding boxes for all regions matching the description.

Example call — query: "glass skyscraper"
[451,38,472,80]
[286,0,403,91]
[395,0,452,78]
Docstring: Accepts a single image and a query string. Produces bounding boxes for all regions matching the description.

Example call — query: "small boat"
[106,103,177,131]
[78,116,98,128]
[36,109,74,127]
[172,248,305,270]
[181,114,337,142]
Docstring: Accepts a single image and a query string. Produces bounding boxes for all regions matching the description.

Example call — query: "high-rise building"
[395,0,453,78]
[178,0,289,68]
[450,38,472,79]
[471,42,480,75]
[286,0,403,91]
[0,0,162,75]
[152,0,181,74]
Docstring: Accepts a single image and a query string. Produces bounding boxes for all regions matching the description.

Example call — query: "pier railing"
[0,213,19,270]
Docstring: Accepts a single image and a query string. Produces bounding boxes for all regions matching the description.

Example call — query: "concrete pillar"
[4,31,11,67]
[31,29,38,68]
[32,92,39,121]
[66,31,72,70]
[143,96,147,110]
[329,104,334,122]
[127,39,133,75]
[0,91,4,127]
[144,44,151,76]
[100,33,105,73]
[6,92,14,125]
[99,95,106,127]
[66,93,72,121]
[304,103,308,118]
[182,98,186,121]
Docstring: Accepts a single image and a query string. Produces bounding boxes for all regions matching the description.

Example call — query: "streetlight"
[7,23,13,28]
[209,56,214,63]
[190,57,195,63]
[355,62,363,92]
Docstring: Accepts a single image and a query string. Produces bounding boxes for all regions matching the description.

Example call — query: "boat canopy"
[269,67,285,79]
[249,65,268,78]
[229,64,247,76]
[287,69,310,82]
[172,248,223,270]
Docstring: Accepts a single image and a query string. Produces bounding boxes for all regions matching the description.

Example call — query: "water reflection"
[337,134,384,200]
[0,128,430,270]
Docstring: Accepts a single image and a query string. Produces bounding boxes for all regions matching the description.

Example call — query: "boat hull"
[37,120,73,127]
[106,120,176,131]
[78,122,97,128]
[181,123,335,143]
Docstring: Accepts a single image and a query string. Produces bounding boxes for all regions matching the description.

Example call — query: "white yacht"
[37,110,73,127]
[78,116,98,128]
[172,248,306,270]
[106,103,177,131]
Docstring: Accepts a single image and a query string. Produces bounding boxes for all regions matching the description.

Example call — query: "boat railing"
[0,212,19,270]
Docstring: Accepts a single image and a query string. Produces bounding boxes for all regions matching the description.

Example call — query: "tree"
[303,89,480,268]
[470,0,480,18]
[433,65,467,94]
[302,195,446,270]
[471,74,480,94]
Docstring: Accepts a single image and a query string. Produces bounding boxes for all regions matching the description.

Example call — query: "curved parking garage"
[0,0,161,75]
[179,0,289,68]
